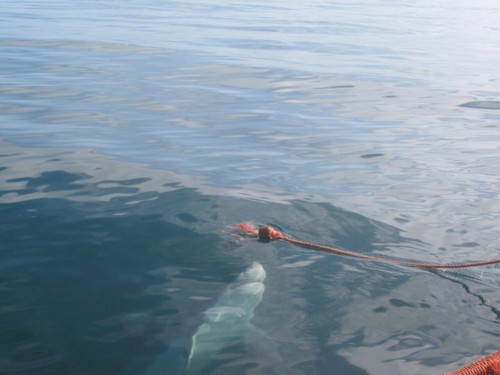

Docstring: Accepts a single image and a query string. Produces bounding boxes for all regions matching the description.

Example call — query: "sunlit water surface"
[1,1,500,374]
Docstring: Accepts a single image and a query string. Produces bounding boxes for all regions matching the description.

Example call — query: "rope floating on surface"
[236,223,500,375]
[444,350,500,375]
[235,223,500,270]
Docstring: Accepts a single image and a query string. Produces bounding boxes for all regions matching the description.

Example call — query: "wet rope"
[234,223,500,270]
[444,350,500,375]
[235,223,500,375]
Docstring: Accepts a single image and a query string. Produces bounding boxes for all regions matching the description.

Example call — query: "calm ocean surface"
[1,1,500,374]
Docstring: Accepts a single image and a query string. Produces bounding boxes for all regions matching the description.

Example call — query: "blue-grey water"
[1,1,500,374]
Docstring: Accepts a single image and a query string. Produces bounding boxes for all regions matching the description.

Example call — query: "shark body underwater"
[143,261,267,375]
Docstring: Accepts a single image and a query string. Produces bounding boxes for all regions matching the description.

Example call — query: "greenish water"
[1,1,500,374]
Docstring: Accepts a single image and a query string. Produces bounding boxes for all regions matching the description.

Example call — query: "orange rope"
[235,223,500,375]
[234,223,500,270]
[445,351,500,375]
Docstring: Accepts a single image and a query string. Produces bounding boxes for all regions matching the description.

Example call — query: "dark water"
[1,1,500,374]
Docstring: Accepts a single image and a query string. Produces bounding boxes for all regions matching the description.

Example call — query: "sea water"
[1,1,500,374]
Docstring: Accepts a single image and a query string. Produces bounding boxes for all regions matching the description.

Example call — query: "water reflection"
[2,36,499,256]
[2,141,499,374]
[459,101,500,110]
[1,0,500,372]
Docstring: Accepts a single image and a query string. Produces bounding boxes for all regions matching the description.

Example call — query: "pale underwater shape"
[185,262,266,375]
[143,262,267,375]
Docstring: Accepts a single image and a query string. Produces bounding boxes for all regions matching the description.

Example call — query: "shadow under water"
[1,143,499,375]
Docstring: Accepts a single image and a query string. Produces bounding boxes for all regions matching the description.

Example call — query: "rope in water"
[234,223,500,269]
[235,223,500,375]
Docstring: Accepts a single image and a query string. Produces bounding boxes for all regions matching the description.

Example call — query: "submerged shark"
[144,261,267,375]
[184,261,266,374]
